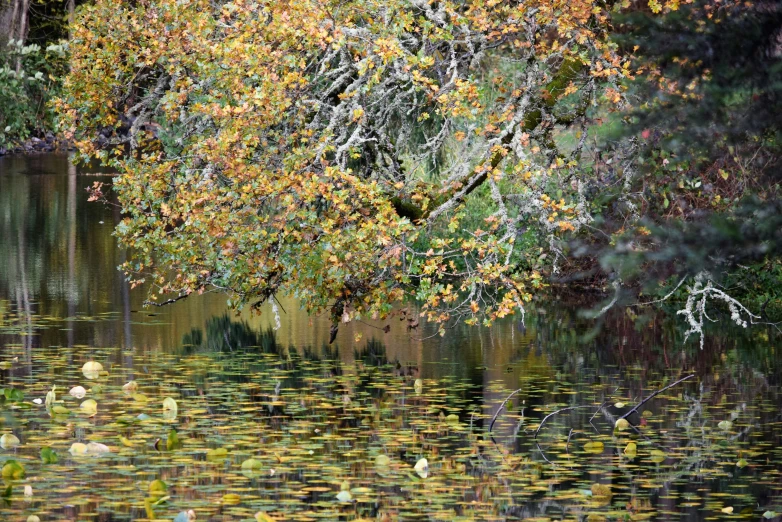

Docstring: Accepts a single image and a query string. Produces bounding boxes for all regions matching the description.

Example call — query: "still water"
[1,153,781,521]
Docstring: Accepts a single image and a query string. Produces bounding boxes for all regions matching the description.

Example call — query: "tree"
[59,0,648,333]
[579,0,782,344]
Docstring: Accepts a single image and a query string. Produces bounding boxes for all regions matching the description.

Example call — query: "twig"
[565,429,574,453]
[534,405,595,440]
[632,276,688,307]
[536,442,553,465]
[620,374,695,420]
[589,401,607,433]
[488,389,522,433]
[143,293,189,307]
[272,293,287,314]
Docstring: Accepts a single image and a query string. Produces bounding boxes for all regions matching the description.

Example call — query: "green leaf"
[1,460,25,479]
[149,479,168,498]
[166,429,181,451]
[40,447,58,464]
[241,458,263,470]
[206,448,228,461]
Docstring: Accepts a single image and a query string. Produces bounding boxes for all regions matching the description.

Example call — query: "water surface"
[1,154,781,520]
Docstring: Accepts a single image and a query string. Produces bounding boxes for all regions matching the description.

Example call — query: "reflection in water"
[0,154,781,520]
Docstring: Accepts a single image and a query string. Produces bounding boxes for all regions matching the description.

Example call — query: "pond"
[1,153,781,521]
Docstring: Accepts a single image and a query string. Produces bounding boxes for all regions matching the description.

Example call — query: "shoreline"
[0,133,72,156]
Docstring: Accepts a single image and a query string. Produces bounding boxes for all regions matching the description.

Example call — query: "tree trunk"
[67,0,74,36]
[7,0,21,42]
[18,0,28,43]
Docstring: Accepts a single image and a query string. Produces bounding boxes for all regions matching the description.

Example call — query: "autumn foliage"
[59,0,695,331]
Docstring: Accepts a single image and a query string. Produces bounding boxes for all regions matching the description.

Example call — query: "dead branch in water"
[620,374,695,421]
[488,388,522,433]
[488,375,698,465]
[534,405,595,440]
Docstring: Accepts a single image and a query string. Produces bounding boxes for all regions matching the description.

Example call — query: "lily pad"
[40,447,58,464]
[162,397,178,420]
[0,433,20,449]
[69,386,87,399]
[206,448,228,461]
[336,490,352,502]
[149,479,168,497]
[1,460,25,479]
[222,493,241,504]
[624,442,637,458]
[241,458,263,470]
[583,441,604,454]
[82,361,104,380]
[414,457,429,478]
[375,454,391,467]
[80,399,98,416]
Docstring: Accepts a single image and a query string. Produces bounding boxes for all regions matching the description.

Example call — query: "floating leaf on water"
[0,433,20,449]
[69,441,110,456]
[87,442,111,455]
[255,512,276,522]
[649,449,666,463]
[642,410,653,418]
[40,446,58,464]
[69,386,87,399]
[445,414,459,425]
[82,361,104,380]
[414,379,423,395]
[737,458,749,468]
[718,420,733,431]
[80,399,98,416]
[206,448,228,461]
[136,413,152,421]
[763,511,778,519]
[614,418,630,431]
[241,458,263,470]
[162,397,178,420]
[32,398,42,405]
[45,386,56,407]
[162,397,178,411]
[122,380,138,393]
[132,393,149,402]
[624,442,637,458]
[721,506,734,514]
[591,483,612,498]
[166,429,181,451]
[69,442,88,456]
[24,485,32,499]
[222,493,241,504]
[414,457,429,478]
[614,402,625,408]
[149,479,168,497]
[583,441,604,454]
[3,388,23,401]
[52,405,71,415]
[26,516,40,522]
[336,490,353,502]
[375,454,390,467]
[1,459,25,479]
